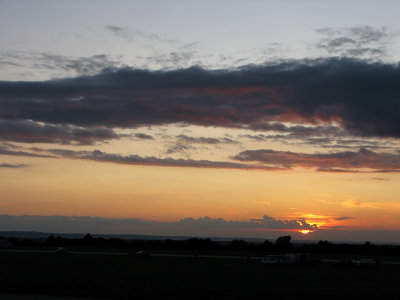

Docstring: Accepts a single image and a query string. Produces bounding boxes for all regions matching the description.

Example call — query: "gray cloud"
[0,163,27,168]
[0,119,117,144]
[105,25,182,45]
[165,134,240,155]
[4,214,400,242]
[179,215,317,230]
[372,177,389,181]
[241,130,400,152]
[234,147,400,172]
[316,167,362,173]
[105,25,132,40]
[315,26,390,59]
[42,147,286,170]
[143,50,197,69]
[334,216,355,221]
[0,144,54,158]
[176,134,238,145]
[37,53,120,75]
[0,50,122,76]
[373,169,400,173]
[165,143,194,155]
[240,134,269,142]
[0,214,317,235]
[0,143,288,170]
[134,133,154,140]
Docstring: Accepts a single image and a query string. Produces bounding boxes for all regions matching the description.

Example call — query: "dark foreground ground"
[1,251,400,300]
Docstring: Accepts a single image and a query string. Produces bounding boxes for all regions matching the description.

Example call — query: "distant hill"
[0,231,267,243]
[4,231,397,245]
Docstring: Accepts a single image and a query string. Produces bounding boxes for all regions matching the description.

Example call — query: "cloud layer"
[315,26,390,59]
[0,120,117,144]
[42,148,286,170]
[1,142,399,172]
[0,214,317,235]
[234,147,400,172]
[1,58,399,138]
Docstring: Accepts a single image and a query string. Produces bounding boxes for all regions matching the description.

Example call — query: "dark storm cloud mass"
[0,119,117,144]
[0,214,317,233]
[234,147,400,172]
[0,58,399,138]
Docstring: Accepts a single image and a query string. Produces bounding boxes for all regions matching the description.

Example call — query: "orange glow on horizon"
[299,230,312,235]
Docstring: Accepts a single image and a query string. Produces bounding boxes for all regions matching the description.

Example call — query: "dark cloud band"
[0,58,399,137]
[44,148,286,171]
[234,147,400,172]
[0,120,117,144]
[0,214,317,233]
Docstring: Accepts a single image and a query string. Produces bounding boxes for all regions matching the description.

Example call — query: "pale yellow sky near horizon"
[1,137,399,233]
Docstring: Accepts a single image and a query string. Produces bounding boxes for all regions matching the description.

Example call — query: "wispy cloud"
[105,25,132,40]
[134,133,154,140]
[315,26,391,60]
[37,147,287,171]
[0,120,117,145]
[234,147,400,172]
[165,134,239,155]
[0,144,54,158]
[176,134,238,145]
[2,141,399,173]
[334,216,355,221]
[0,163,27,168]
[372,177,389,181]
[341,199,379,209]
[0,50,122,77]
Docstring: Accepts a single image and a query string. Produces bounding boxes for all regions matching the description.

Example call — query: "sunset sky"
[1,0,400,242]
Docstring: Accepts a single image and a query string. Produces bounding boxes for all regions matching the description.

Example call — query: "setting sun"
[299,230,312,235]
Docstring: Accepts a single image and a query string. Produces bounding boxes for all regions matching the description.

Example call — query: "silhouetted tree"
[46,234,56,246]
[230,239,248,251]
[261,240,273,251]
[317,240,332,252]
[275,235,292,251]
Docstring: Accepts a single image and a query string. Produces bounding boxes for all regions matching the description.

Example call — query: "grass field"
[1,251,400,299]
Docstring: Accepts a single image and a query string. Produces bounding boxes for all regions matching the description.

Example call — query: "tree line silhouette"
[2,234,400,256]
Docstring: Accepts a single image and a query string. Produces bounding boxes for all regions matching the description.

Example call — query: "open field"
[1,251,400,299]
[0,295,102,300]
